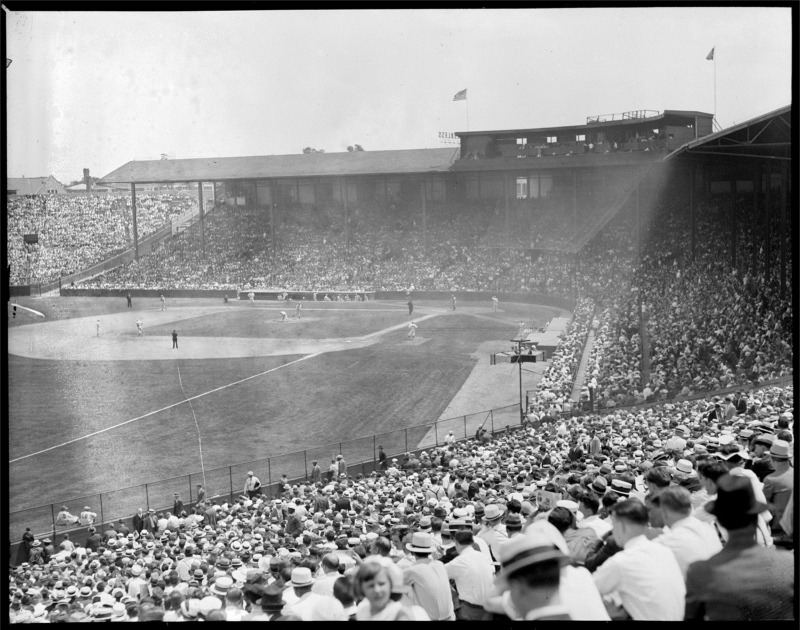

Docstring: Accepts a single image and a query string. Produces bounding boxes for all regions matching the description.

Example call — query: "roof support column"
[270,182,275,260]
[636,173,642,258]
[689,166,695,263]
[342,177,349,251]
[198,181,205,260]
[764,167,772,282]
[421,180,428,253]
[729,170,736,270]
[780,164,787,298]
[504,172,509,243]
[131,183,139,260]
[752,164,760,276]
[572,170,578,237]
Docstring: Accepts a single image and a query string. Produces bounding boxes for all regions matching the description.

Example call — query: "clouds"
[6,8,791,183]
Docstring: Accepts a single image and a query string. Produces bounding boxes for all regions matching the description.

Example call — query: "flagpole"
[713,52,717,129]
[466,99,470,131]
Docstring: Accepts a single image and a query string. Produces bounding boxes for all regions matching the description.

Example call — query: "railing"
[8,403,521,564]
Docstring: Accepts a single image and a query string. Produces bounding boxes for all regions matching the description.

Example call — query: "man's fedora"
[705,474,767,518]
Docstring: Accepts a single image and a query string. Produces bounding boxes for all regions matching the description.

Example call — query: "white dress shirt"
[577,514,612,539]
[445,546,495,606]
[653,515,723,579]
[593,534,686,620]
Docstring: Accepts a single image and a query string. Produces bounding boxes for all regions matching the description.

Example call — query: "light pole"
[512,337,525,422]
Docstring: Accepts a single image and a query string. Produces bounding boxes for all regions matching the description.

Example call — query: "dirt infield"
[7,306,443,361]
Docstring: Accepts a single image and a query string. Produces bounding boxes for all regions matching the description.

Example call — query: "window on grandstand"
[576,134,586,142]
[546,136,557,144]
[516,177,528,199]
[516,138,527,146]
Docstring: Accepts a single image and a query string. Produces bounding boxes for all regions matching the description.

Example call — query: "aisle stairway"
[569,328,596,402]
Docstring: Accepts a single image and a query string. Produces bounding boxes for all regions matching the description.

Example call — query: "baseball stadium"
[7,104,795,621]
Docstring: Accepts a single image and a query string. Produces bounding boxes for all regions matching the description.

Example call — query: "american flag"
[453,88,467,101]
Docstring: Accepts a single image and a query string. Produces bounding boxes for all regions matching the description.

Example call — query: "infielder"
[248,291,255,305]
[96,320,100,336]
[136,320,143,336]
[492,296,499,312]
[295,302,302,319]
[160,294,166,311]
[407,321,417,339]
[281,311,288,322]
[451,295,457,311]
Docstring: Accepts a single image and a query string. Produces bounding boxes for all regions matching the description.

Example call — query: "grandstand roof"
[665,104,791,161]
[7,175,67,195]
[99,148,459,184]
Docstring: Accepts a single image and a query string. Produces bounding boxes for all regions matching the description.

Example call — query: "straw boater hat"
[482,504,504,522]
[496,532,568,586]
[405,532,435,554]
[769,440,791,460]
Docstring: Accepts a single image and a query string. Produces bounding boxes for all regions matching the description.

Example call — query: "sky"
[5,7,793,184]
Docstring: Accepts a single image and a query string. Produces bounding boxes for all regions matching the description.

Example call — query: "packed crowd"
[10,384,794,622]
[7,193,196,285]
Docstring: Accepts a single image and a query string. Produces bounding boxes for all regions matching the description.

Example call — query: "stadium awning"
[664,105,791,162]
[99,148,459,184]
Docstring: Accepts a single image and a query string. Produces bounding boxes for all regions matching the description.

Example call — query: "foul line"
[9,352,321,463]
[178,364,207,489]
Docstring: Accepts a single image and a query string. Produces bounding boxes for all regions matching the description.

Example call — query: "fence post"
[464,415,467,438]
[491,409,494,434]
[405,429,408,453]
[145,484,150,511]
[304,451,308,482]
[339,443,342,456]
[229,467,234,503]
[188,477,193,504]
[99,494,105,527]
[267,459,272,500]
[373,435,377,466]
[51,504,57,549]
[434,421,438,447]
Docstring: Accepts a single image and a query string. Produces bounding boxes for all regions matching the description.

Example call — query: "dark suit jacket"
[685,529,794,620]
[132,514,145,533]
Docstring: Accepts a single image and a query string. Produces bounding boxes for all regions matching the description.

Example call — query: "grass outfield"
[8,296,565,536]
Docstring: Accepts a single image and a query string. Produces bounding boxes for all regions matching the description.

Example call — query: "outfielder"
[408,321,418,339]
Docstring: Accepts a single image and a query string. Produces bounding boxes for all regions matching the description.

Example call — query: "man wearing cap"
[748,433,777,481]
[337,454,347,478]
[762,440,794,541]
[685,474,794,620]
[445,529,495,620]
[592,499,685,620]
[476,503,508,565]
[495,532,572,620]
[86,527,102,553]
[402,532,455,621]
[310,459,322,484]
[79,505,97,527]
[55,506,79,527]
[650,486,722,579]
[244,471,261,500]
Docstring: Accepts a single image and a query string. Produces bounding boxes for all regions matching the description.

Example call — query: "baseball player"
[492,296,499,312]
[248,291,255,305]
[451,295,456,311]
[281,311,288,322]
[96,320,101,336]
[136,320,143,337]
[160,294,166,310]
[408,321,418,339]
[295,302,302,319]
